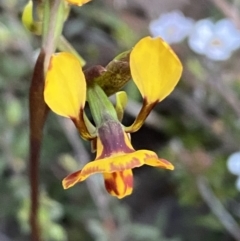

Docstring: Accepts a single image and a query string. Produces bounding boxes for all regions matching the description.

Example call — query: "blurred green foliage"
[1,0,240,241]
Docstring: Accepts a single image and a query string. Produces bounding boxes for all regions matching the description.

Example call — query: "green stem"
[42,0,67,73]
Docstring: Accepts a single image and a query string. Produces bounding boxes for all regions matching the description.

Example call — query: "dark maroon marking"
[64,170,82,187]
[120,171,133,192]
[84,65,106,85]
[104,172,119,195]
[97,120,134,159]
[125,173,133,188]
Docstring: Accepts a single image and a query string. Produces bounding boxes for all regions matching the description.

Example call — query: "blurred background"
[1,0,240,240]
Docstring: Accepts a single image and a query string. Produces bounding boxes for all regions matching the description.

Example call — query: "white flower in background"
[227,152,240,175]
[188,18,240,61]
[149,11,194,44]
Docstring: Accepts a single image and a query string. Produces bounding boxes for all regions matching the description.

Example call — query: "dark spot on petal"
[104,172,119,195]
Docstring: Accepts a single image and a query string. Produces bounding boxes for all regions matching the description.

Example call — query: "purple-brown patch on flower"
[97,120,134,158]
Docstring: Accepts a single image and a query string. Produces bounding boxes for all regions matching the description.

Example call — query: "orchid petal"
[22,1,42,35]
[145,158,174,170]
[115,91,128,121]
[130,36,182,103]
[44,52,86,119]
[62,150,167,189]
[62,169,82,189]
[104,170,133,199]
[66,0,91,6]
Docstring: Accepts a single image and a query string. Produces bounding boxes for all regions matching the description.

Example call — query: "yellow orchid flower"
[44,36,182,198]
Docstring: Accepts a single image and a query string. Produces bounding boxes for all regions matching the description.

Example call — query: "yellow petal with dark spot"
[44,52,86,118]
[104,170,133,199]
[130,36,182,103]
